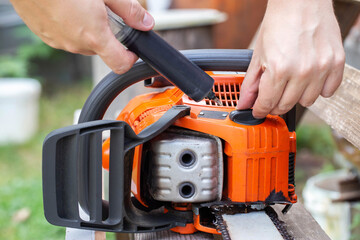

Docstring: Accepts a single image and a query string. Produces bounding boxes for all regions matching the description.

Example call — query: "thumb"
[106,0,154,31]
[236,59,262,110]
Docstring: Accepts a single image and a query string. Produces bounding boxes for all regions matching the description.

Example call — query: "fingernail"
[252,111,260,119]
[236,97,245,109]
[143,12,154,27]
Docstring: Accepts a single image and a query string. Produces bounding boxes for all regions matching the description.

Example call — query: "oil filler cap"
[229,109,265,126]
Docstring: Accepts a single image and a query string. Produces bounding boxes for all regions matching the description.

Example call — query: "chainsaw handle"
[79,49,253,123]
[43,106,191,230]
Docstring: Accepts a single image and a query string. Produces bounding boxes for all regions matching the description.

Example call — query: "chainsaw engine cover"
[105,75,297,207]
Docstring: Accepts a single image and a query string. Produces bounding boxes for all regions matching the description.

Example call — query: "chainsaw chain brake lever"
[42,105,191,232]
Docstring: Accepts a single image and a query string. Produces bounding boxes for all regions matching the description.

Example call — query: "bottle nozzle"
[213,97,223,106]
[107,7,127,40]
[206,91,223,106]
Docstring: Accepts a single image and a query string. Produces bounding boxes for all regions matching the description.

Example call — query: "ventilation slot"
[205,82,241,107]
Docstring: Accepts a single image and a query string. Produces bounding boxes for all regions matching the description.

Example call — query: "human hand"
[10,0,154,74]
[237,0,345,119]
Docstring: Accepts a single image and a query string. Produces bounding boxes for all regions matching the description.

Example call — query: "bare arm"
[237,0,345,118]
[10,0,154,74]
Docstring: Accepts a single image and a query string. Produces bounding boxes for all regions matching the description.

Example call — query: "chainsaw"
[42,49,297,237]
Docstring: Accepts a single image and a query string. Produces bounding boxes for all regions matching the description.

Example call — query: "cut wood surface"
[273,204,331,240]
[309,64,360,150]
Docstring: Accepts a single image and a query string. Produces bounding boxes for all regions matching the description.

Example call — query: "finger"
[321,54,345,97]
[105,0,154,31]
[236,58,262,110]
[96,28,138,74]
[62,43,97,55]
[252,70,287,118]
[298,72,329,107]
[269,79,307,116]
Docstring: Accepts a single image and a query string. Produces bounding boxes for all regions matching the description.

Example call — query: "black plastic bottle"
[107,9,220,103]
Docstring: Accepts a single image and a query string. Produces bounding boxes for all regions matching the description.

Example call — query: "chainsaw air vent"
[205,82,241,107]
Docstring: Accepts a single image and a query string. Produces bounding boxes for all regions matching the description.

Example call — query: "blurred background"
[1,0,360,239]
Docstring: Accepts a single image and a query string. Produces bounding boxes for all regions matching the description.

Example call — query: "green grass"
[0,81,92,240]
[296,124,336,159]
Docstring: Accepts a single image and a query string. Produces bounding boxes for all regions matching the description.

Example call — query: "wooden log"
[273,204,331,240]
[309,64,360,151]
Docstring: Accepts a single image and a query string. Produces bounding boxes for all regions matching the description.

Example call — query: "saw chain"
[210,205,294,240]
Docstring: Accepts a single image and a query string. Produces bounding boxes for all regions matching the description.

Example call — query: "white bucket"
[303,170,352,240]
[147,0,172,12]
[0,78,41,145]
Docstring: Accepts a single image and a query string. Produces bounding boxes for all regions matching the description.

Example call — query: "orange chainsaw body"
[102,72,297,234]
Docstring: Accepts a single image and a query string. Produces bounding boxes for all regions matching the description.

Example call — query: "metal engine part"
[149,128,223,203]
